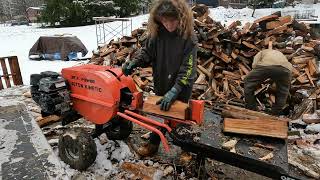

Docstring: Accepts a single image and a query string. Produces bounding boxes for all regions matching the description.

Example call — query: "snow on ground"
[0,14,149,85]
[0,120,19,166]
[210,3,320,26]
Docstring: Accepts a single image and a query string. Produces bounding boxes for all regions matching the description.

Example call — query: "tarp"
[29,36,88,60]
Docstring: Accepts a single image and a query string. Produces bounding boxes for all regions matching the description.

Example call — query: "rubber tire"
[105,116,133,140]
[30,74,42,86]
[58,128,97,171]
[30,86,40,104]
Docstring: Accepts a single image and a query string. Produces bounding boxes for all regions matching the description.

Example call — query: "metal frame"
[171,132,299,180]
[117,110,172,152]
[61,103,298,179]
[117,109,298,179]
[93,17,132,47]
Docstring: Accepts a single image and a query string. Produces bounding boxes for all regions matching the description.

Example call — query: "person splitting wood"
[244,41,292,115]
[122,0,197,156]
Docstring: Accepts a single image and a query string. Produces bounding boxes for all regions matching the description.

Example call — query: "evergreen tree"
[0,4,4,17]
[41,0,88,27]
[61,1,87,26]
[41,0,68,26]
[83,0,115,23]
[113,0,141,17]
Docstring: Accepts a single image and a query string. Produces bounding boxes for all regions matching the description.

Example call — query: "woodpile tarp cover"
[29,36,88,60]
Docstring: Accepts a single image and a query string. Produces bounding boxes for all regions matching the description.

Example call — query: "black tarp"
[29,36,88,60]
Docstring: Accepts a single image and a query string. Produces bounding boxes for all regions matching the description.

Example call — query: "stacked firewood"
[89,4,320,110]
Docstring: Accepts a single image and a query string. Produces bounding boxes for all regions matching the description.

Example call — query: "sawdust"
[249,146,273,159]
[176,125,205,142]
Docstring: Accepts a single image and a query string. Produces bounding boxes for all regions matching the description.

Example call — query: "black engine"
[30,71,71,116]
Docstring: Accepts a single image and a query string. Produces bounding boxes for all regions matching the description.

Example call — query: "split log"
[231,51,238,59]
[266,24,288,36]
[201,57,214,67]
[198,65,212,78]
[291,88,320,120]
[100,47,116,57]
[207,62,215,73]
[242,41,261,51]
[143,96,189,120]
[223,79,230,97]
[222,105,290,122]
[229,84,242,99]
[278,15,292,24]
[259,152,274,161]
[222,71,240,80]
[288,158,320,179]
[121,162,163,180]
[212,50,231,63]
[254,14,279,24]
[211,79,217,92]
[223,118,288,139]
[241,22,251,35]
[254,143,275,151]
[307,58,319,76]
[36,115,61,127]
[296,73,308,84]
[292,56,313,64]
[302,113,320,124]
[291,67,301,77]
[227,20,241,30]
[266,21,282,30]
[195,72,206,84]
[304,68,315,87]
[238,63,250,75]
[202,43,213,50]
[133,75,148,90]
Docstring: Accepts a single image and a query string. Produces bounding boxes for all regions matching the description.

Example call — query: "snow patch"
[110,141,133,162]
[0,119,19,167]
[209,3,320,26]
[0,14,149,85]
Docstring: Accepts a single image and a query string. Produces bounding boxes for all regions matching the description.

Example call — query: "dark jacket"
[133,26,197,102]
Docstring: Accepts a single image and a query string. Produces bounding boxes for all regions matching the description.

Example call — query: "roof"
[27,7,42,11]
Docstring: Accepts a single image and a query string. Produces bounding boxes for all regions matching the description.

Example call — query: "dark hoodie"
[133,26,198,102]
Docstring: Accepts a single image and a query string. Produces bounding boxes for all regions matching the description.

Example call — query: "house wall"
[26,9,41,23]
[195,0,219,7]
[219,0,248,8]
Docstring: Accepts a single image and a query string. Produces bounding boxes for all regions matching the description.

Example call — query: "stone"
[99,133,109,145]
[305,124,320,134]
[222,139,238,150]
[23,91,32,98]
[163,166,174,176]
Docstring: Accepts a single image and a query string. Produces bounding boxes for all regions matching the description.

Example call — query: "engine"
[30,71,71,116]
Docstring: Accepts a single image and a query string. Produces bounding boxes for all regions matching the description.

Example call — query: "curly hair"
[147,0,194,39]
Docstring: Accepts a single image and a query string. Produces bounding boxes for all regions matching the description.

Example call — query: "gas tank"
[61,64,137,124]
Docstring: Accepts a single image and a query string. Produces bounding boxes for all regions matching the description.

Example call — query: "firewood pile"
[89,4,320,112]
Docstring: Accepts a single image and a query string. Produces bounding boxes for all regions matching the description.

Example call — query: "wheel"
[30,74,42,86]
[30,86,40,104]
[58,128,97,171]
[105,116,133,140]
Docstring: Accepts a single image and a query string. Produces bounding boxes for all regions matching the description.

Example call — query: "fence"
[282,9,316,19]
[0,56,23,90]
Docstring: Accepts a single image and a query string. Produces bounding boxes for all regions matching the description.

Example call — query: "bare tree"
[0,0,44,20]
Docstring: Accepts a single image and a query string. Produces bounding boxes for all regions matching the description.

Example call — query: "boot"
[136,143,159,157]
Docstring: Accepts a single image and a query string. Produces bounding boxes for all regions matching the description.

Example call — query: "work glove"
[122,61,137,76]
[156,87,180,111]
